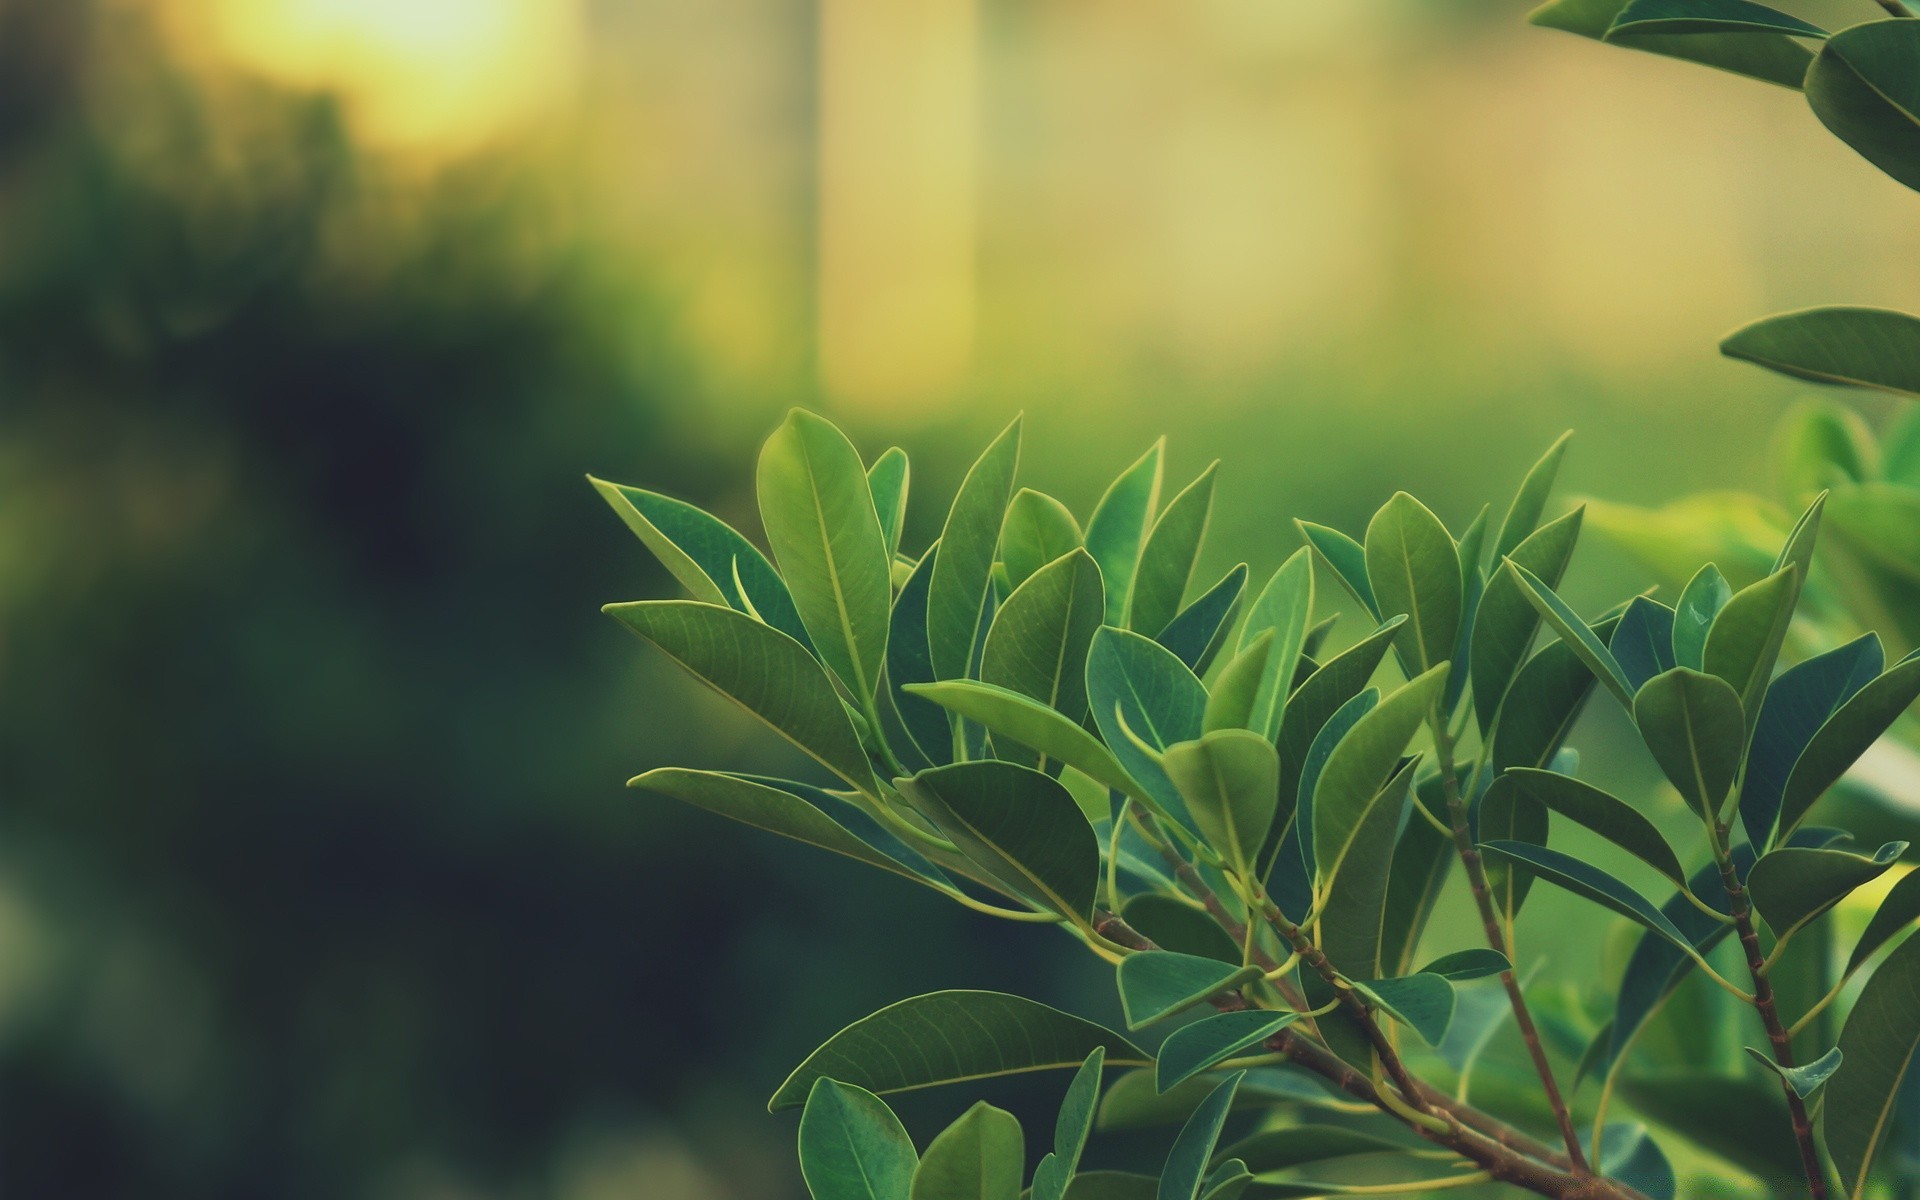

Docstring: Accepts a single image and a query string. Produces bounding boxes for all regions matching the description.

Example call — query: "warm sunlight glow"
[199,0,578,154]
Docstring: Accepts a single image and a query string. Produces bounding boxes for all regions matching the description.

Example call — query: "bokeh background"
[3,0,1917,1196]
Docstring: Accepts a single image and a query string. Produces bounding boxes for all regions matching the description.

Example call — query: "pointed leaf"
[1746,1046,1844,1099]
[930,420,1023,681]
[1509,768,1689,888]
[1672,564,1731,670]
[1158,1073,1243,1200]
[1086,442,1165,626]
[1239,549,1316,739]
[1634,667,1745,819]
[1379,785,1456,977]
[1829,932,1920,1198]
[1490,633,1608,774]
[1365,493,1462,677]
[1002,489,1084,595]
[1202,633,1272,734]
[982,549,1104,726]
[758,411,894,701]
[1213,1128,1406,1175]
[606,601,878,793]
[1479,840,1692,951]
[1088,627,1209,831]
[907,680,1139,799]
[1780,651,1920,836]
[1609,596,1678,694]
[1530,0,1814,88]
[1724,305,1920,398]
[1297,521,1378,616]
[1479,772,1549,922]
[1164,730,1280,877]
[900,761,1098,922]
[1314,665,1448,887]
[1609,0,1825,38]
[801,1079,917,1200]
[1417,948,1512,981]
[1133,465,1218,637]
[1271,617,1405,866]
[1473,507,1584,732]
[1505,562,1635,707]
[1848,867,1920,975]
[1740,633,1882,849]
[889,544,956,767]
[1703,565,1799,715]
[1117,953,1263,1030]
[1809,21,1920,196]
[1030,1048,1106,1200]
[1154,1011,1297,1092]
[869,448,911,563]
[1357,974,1456,1045]
[1316,758,1420,1009]
[1749,841,1907,936]
[1157,565,1249,676]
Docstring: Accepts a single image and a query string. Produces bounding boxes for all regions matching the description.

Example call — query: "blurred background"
[2,0,1917,1196]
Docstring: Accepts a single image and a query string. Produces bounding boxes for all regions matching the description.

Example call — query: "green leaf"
[1297,521,1378,617]
[869,448,911,563]
[770,991,1148,1111]
[1121,895,1242,964]
[982,549,1105,727]
[1060,1175,1157,1200]
[1116,952,1263,1029]
[1702,565,1798,714]
[1618,1072,1800,1182]
[1133,465,1218,637]
[1780,651,1920,836]
[590,477,815,650]
[1740,634,1882,850]
[1776,406,1869,504]
[1609,0,1826,38]
[1157,565,1249,676]
[1158,1073,1243,1200]
[1829,483,1920,583]
[1634,667,1745,819]
[910,1102,1022,1200]
[1724,306,1920,397]
[1272,617,1406,867]
[1504,562,1635,707]
[1810,20,1920,195]
[1357,973,1457,1045]
[1609,596,1678,694]
[1202,632,1271,734]
[1489,633,1609,775]
[1030,1048,1105,1200]
[1316,758,1420,1021]
[1472,507,1584,733]
[1530,0,1815,88]
[1238,549,1316,739]
[1001,489,1085,595]
[1748,841,1907,936]
[1479,840,1692,951]
[1479,772,1550,924]
[1294,689,1377,885]
[1314,665,1448,888]
[1446,507,1489,717]
[1379,786,1456,977]
[1507,768,1689,888]
[1495,432,1573,562]
[1848,867,1920,975]
[758,410,895,703]
[1086,442,1165,627]
[1671,563,1731,670]
[605,600,879,793]
[1365,493,1462,678]
[1094,1068,1338,1132]
[1154,1011,1297,1092]
[1088,627,1210,831]
[1164,730,1280,878]
[930,419,1023,681]
[888,544,955,768]
[800,1079,918,1200]
[1418,948,1512,980]
[907,680,1139,799]
[899,761,1099,922]
[1829,932,1920,1198]
[630,769,944,888]
[1213,1128,1406,1175]
[1588,1123,1677,1200]
[1746,1046,1844,1099]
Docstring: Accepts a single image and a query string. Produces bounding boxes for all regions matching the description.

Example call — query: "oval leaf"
[1634,667,1745,819]
[1155,1011,1297,1093]
[801,1079,918,1200]
[1088,627,1209,831]
[1001,489,1084,595]
[1164,730,1281,877]
[1239,549,1316,739]
[910,1102,1022,1200]
[1780,651,1920,836]
[1314,665,1448,887]
[1480,840,1692,951]
[899,761,1099,922]
[1748,841,1907,937]
[1809,22,1920,196]
[1723,306,1920,398]
[982,549,1104,726]
[1508,767,1690,888]
[1739,633,1882,850]
[1365,493,1462,678]
[1702,565,1799,715]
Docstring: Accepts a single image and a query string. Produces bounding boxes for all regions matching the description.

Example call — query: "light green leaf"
[1746,1046,1844,1099]
[1154,1011,1297,1093]
[1506,767,1689,888]
[869,448,911,563]
[1158,1073,1243,1200]
[1504,562,1635,707]
[1132,465,1218,637]
[1240,548,1315,740]
[907,680,1139,799]
[1002,489,1084,594]
[930,419,1023,681]
[800,1079,918,1200]
[1030,1047,1105,1200]
[899,761,1099,922]
[1202,632,1271,734]
[1495,432,1573,562]
[1748,841,1908,937]
[1087,627,1209,831]
[982,549,1104,728]
[910,1102,1022,1200]
[1775,405,1869,505]
[1086,441,1165,626]
[1703,565,1799,716]
[1479,840,1693,951]
[1163,730,1280,878]
[1809,21,1920,195]
[1609,0,1825,38]
[1723,306,1920,398]
[1530,0,1814,88]
[1116,952,1262,1030]
[1472,507,1585,734]
[1314,665,1448,888]
[605,600,878,793]
[1848,868,1920,975]
[1672,563,1732,670]
[758,410,894,703]
[1829,932,1920,1198]
[1634,667,1746,819]
[1357,973,1456,1046]
[770,991,1147,1111]
[1365,492,1462,678]
[1780,652,1920,836]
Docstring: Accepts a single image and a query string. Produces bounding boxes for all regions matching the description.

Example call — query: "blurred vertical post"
[816,0,977,413]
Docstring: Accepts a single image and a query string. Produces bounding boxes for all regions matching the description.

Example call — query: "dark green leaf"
[1086,442,1165,627]
[1212,1128,1406,1175]
[1602,851,1750,1080]
[1618,1072,1800,1181]
[1508,767,1689,888]
[1088,627,1209,831]
[758,410,894,702]
[606,600,879,793]
[1093,1067,1335,1131]
[1472,508,1584,733]
[1479,772,1548,923]
[1154,1011,1296,1092]
[1121,894,1242,964]
[1157,565,1250,676]
[1723,305,1920,397]
[1060,1175,1157,1200]
[1418,948,1512,981]
[1505,562,1634,707]
[1479,841,1692,951]
[930,419,1023,681]
[1002,489,1083,594]
[800,1079,918,1200]
[1671,564,1731,671]
[1530,0,1815,88]
[889,544,956,768]
[1445,507,1489,715]
[1489,632,1610,775]
[1740,633,1882,849]
[1116,953,1262,1030]
[1780,651,1920,837]
[1830,931,1920,1197]
[770,991,1148,1111]
[1293,689,1377,884]
[1702,565,1799,715]
[1379,786,1455,977]
[1133,465,1218,637]
[1609,596,1678,694]
[1745,1046,1844,1099]
[1271,617,1406,868]
[1588,1123,1676,1200]
[1848,867,1920,975]
[869,448,911,563]
[1357,973,1456,1045]
[1496,431,1573,562]
[1365,493,1462,677]
[1164,730,1281,876]
[1296,521,1378,617]
[1240,549,1315,739]
[1316,758,1420,1010]
[1748,841,1907,937]
[1809,21,1920,195]
[911,1102,1022,1200]
[1634,667,1745,820]
[1314,666,1447,887]
[1158,1073,1243,1200]
[1609,0,1825,38]
[982,549,1104,726]
[1030,1047,1105,1200]
[906,680,1138,798]
[900,761,1099,922]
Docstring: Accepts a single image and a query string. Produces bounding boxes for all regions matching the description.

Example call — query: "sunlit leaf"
[1671,563,1731,671]
[869,448,911,564]
[982,549,1104,728]
[909,1102,1021,1200]
[930,419,1023,681]
[1745,1046,1844,1099]
[1702,565,1799,715]
[1847,867,1920,975]
[1132,465,1217,637]
[1002,488,1084,594]
[1164,730,1280,878]
[1365,493,1462,678]
[1828,483,1920,584]
[1748,840,1907,937]
[1723,305,1920,397]
[1240,549,1316,739]
[907,680,1139,799]
[1829,932,1920,1197]
[1202,633,1271,734]
[1086,442,1165,627]
[800,1079,917,1200]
